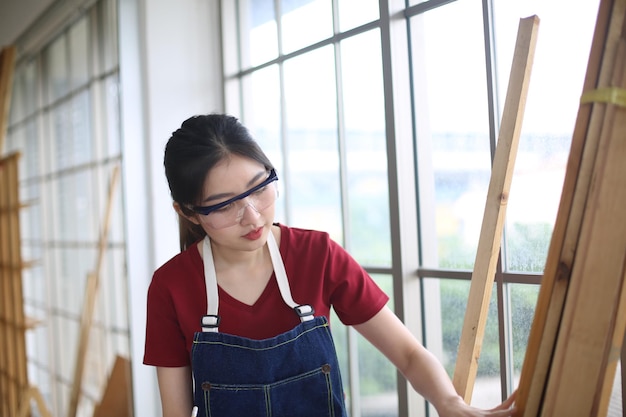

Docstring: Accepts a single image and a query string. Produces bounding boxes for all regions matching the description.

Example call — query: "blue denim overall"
[191,233,347,417]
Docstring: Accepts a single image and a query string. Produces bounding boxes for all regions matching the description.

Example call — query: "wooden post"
[67,165,120,417]
[452,15,539,402]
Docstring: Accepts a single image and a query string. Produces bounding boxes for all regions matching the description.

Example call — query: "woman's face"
[191,154,277,251]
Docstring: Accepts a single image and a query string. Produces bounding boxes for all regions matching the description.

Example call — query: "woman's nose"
[238,201,261,224]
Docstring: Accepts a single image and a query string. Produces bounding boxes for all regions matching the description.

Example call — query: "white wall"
[121,0,224,415]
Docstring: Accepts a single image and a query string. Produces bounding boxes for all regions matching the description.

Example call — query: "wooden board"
[0,46,16,153]
[539,37,626,417]
[514,0,626,415]
[452,15,539,402]
[92,355,133,417]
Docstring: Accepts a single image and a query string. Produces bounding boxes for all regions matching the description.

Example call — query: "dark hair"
[164,114,274,250]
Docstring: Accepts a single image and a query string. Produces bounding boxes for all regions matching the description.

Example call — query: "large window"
[221,0,602,416]
[5,1,129,416]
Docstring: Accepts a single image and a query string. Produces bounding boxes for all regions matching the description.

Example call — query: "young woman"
[143,114,516,417]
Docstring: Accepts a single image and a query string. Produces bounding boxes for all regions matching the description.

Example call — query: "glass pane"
[358,274,397,416]
[44,34,69,104]
[337,0,379,32]
[72,91,93,166]
[340,30,391,267]
[49,103,72,172]
[103,75,121,158]
[509,284,539,387]
[69,16,90,89]
[283,46,341,239]
[9,65,25,123]
[240,0,278,67]
[23,60,39,117]
[23,119,40,179]
[411,0,491,270]
[53,171,96,242]
[281,0,333,54]
[359,328,398,416]
[496,0,600,273]
[240,66,285,222]
[20,181,42,241]
[99,0,119,72]
[431,279,502,408]
[11,59,38,123]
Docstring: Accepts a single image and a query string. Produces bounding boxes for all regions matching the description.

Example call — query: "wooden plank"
[539,38,626,416]
[515,0,625,414]
[0,46,16,153]
[92,355,133,417]
[67,164,120,417]
[0,155,11,417]
[452,15,539,402]
[8,152,27,411]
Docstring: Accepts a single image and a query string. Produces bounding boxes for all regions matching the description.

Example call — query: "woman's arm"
[156,366,193,417]
[353,306,516,417]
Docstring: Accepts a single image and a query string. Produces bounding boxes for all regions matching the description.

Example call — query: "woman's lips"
[243,227,263,240]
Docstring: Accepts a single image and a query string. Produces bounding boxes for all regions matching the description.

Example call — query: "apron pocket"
[202,363,340,417]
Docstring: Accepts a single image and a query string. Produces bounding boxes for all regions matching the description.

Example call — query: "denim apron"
[191,232,348,417]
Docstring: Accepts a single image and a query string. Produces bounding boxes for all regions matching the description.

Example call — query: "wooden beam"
[452,15,539,402]
[67,164,120,417]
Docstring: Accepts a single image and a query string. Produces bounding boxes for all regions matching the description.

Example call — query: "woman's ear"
[173,202,201,225]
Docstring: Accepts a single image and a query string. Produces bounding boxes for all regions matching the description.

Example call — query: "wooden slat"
[67,164,120,417]
[0,46,17,153]
[452,15,539,402]
[515,0,626,415]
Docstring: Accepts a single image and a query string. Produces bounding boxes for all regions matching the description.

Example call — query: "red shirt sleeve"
[143,244,206,367]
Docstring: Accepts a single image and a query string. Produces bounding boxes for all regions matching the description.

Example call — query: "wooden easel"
[1,44,53,417]
[515,0,626,415]
[452,16,539,402]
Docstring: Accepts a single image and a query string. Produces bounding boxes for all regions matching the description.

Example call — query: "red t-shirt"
[143,224,389,367]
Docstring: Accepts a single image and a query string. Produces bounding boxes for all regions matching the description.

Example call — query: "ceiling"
[0,0,55,48]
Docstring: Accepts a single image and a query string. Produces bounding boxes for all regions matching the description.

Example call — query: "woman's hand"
[436,391,517,417]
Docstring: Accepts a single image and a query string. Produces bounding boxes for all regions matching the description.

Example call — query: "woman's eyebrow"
[202,170,267,204]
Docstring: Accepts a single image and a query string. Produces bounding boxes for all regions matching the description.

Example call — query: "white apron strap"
[201,231,314,333]
[201,237,220,332]
[266,231,315,322]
